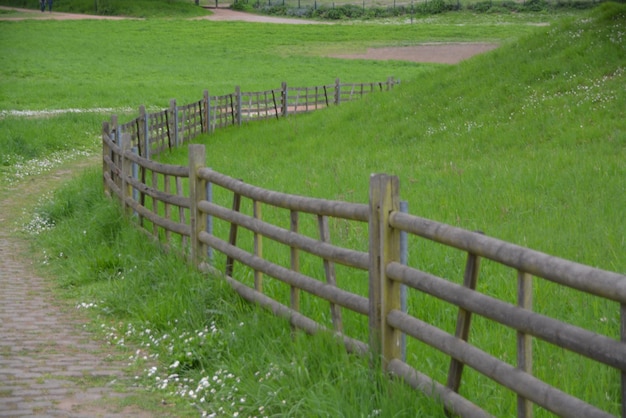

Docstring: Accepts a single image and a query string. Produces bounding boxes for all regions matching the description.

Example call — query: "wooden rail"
[103,88,626,417]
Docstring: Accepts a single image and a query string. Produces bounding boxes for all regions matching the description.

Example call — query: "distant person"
[47,0,52,12]
[39,0,45,12]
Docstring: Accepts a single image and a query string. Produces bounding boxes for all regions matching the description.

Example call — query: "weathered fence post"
[139,105,150,160]
[368,173,401,369]
[225,185,242,278]
[131,146,139,219]
[206,90,214,134]
[169,99,179,148]
[334,78,341,105]
[203,90,210,133]
[102,120,111,196]
[235,86,242,126]
[189,144,207,267]
[281,82,288,117]
[446,247,482,402]
[120,133,133,216]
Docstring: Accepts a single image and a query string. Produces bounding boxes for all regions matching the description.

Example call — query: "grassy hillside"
[14,3,626,417]
[182,3,625,268]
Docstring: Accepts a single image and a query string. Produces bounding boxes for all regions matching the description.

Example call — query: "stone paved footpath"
[0,160,154,418]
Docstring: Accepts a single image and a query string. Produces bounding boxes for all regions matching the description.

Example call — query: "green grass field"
[3,2,625,416]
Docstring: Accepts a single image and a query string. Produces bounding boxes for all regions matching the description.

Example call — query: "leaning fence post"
[446,237,482,408]
[369,173,401,370]
[189,144,207,267]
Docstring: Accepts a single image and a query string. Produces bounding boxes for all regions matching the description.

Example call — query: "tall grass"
[0,10,539,168]
[154,3,624,415]
[10,2,626,416]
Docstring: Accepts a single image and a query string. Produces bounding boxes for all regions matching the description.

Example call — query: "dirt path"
[0,156,158,417]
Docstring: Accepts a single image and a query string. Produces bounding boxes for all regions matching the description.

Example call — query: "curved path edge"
[0,156,156,417]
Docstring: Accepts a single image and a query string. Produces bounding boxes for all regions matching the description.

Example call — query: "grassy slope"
[0,14,537,166]
[15,3,626,417]
[182,4,625,269]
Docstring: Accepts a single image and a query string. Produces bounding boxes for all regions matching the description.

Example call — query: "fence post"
[131,146,139,207]
[387,76,394,91]
[368,173,401,370]
[281,82,288,117]
[189,144,207,267]
[206,90,213,134]
[102,120,111,196]
[139,105,150,160]
[235,86,242,126]
[169,99,179,148]
[203,90,210,133]
[110,114,118,144]
[120,133,133,216]
[335,78,341,105]
[446,247,482,399]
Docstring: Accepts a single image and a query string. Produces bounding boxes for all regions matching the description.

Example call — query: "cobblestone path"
[0,159,153,417]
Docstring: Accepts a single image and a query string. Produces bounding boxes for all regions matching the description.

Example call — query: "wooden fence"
[113,77,398,159]
[102,83,626,418]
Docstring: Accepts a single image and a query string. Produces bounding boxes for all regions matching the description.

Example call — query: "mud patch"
[330,43,499,64]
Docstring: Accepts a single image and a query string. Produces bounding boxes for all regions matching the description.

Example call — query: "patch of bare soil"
[196,6,329,24]
[330,43,499,64]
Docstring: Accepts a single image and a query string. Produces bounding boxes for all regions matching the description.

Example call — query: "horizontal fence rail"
[103,79,626,418]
